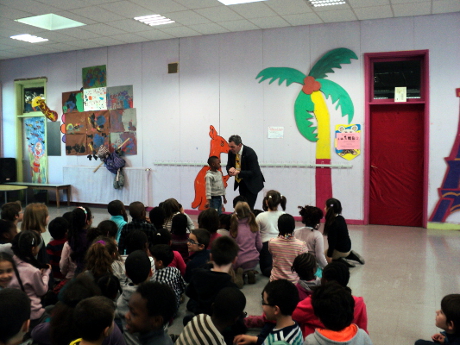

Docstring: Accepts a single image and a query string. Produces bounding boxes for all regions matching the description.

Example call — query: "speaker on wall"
[0,158,17,183]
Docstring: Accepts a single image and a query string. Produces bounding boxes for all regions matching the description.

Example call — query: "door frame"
[364,50,430,227]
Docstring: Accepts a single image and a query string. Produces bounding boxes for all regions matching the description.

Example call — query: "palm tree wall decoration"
[256,48,358,208]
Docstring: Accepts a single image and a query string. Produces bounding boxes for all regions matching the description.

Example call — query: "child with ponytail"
[84,237,117,283]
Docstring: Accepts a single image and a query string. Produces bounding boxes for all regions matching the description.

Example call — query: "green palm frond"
[318,78,354,123]
[294,92,317,141]
[256,67,306,86]
[308,48,358,79]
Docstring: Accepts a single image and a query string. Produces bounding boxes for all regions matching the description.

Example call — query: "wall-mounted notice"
[395,87,407,102]
[268,126,284,139]
[335,124,361,160]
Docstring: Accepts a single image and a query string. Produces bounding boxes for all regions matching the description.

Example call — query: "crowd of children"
[0,190,457,345]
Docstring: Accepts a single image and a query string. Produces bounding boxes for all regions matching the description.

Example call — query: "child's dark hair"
[191,229,211,249]
[129,201,146,220]
[211,236,239,266]
[150,244,174,267]
[149,207,166,230]
[74,296,115,341]
[198,208,219,234]
[324,198,342,236]
[97,274,122,301]
[233,195,247,208]
[292,253,317,281]
[441,294,460,336]
[265,190,287,211]
[125,230,148,255]
[150,227,172,246]
[0,252,24,291]
[298,205,324,229]
[207,155,219,166]
[136,281,177,326]
[68,206,91,270]
[263,279,299,316]
[1,201,21,222]
[108,200,127,222]
[162,198,181,220]
[213,287,246,324]
[11,230,48,269]
[48,217,68,240]
[0,288,30,344]
[322,261,350,288]
[97,220,118,239]
[0,219,16,243]
[219,214,231,230]
[125,250,151,284]
[311,282,354,331]
[171,213,188,236]
[62,211,73,225]
[253,209,264,217]
[278,213,295,236]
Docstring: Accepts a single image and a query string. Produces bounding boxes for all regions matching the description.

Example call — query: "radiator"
[63,166,151,205]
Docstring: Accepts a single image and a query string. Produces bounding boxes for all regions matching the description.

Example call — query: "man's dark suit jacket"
[226,145,265,195]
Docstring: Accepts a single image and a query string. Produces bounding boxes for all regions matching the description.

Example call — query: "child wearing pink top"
[269,214,307,283]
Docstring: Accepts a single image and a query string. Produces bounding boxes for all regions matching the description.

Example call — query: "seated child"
[234,279,303,345]
[304,282,372,345]
[148,207,166,231]
[108,200,128,243]
[1,201,23,227]
[198,208,221,249]
[73,296,116,345]
[415,294,460,345]
[150,244,186,313]
[177,287,246,345]
[97,220,119,241]
[0,288,31,345]
[46,217,68,281]
[291,253,321,300]
[0,220,17,255]
[152,226,186,275]
[184,229,210,283]
[125,282,177,345]
[170,214,189,263]
[217,213,231,237]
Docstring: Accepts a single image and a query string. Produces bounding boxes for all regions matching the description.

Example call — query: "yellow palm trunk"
[311,91,331,160]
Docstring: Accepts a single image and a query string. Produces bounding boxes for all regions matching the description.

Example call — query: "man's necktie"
[235,153,242,183]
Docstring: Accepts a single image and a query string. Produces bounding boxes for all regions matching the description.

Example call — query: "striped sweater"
[176,314,225,345]
[268,236,307,283]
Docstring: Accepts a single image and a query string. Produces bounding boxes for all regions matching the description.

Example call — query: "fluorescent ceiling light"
[134,14,174,26]
[218,0,266,4]
[15,14,85,30]
[308,0,346,7]
[10,34,48,43]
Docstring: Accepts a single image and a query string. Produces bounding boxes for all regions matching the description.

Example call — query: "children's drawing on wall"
[83,87,107,111]
[82,65,107,89]
[86,110,110,134]
[24,87,44,113]
[110,132,137,155]
[109,108,137,132]
[65,112,87,135]
[335,124,361,160]
[106,85,134,110]
[256,47,358,208]
[24,117,47,183]
[62,91,84,113]
[66,134,87,155]
[87,133,109,157]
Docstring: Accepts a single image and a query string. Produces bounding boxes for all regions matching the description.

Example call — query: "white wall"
[1,13,460,223]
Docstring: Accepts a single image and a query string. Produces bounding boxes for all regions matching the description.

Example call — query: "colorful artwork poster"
[24,87,44,113]
[87,133,109,154]
[65,112,87,135]
[110,132,137,155]
[83,87,107,111]
[66,134,87,155]
[86,110,110,135]
[106,85,134,110]
[62,91,84,113]
[335,124,361,161]
[109,108,137,133]
[82,65,107,89]
[24,117,47,183]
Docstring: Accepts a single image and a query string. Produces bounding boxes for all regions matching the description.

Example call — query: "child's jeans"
[210,196,223,214]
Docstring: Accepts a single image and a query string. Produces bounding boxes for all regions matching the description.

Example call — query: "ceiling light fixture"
[218,0,266,4]
[15,14,85,30]
[308,0,346,7]
[10,34,48,43]
[134,14,175,26]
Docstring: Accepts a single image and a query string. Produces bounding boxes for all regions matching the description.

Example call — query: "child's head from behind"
[171,213,188,236]
[0,288,30,345]
[149,207,166,230]
[97,274,121,301]
[210,236,239,266]
[0,253,15,288]
[311,282,354,331]
[265,190,287,211]
[48,217,68,240]
[149,227,172,247]
[85,237,116,281]
[129,202,146,220]
[213,287,246,326]
[97,220,118,240]
[188,229,210,253]
[1,201,22,223]
[125,250,151,285]
[219,214,231,230]
[108,200,126,218]
[322,261,350,287]
[162,198,181,219]
[74,296,115,342]
[71,206,92,232]
[150,244,174,269]
[125,230,149,255]
[438,294,460,336]
[298,205,324,229]
[233,201,252,219]
[233,195,247,208]
[0,220,17,244]
[126,282,177,333]
[21,203,49,233]
[292,253,317,281]
[325,198,342,215]
[262,279,299,319]
[278,214,295,236]
[198,208,219,234]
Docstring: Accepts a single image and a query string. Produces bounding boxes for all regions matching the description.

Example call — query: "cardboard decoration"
[106,85,134,110]
[82,65,107,89]
[83,87,107,111]
[335,124,361,160]
[32,96,58,122]
[256,48,358,208]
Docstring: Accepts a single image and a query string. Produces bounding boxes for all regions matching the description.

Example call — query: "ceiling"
[0,0,459,61]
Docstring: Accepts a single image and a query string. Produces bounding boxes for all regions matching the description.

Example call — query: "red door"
[369,104,424,226]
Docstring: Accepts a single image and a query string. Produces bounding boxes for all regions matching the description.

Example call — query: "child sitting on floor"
[0,220,17,255]
[150,227,186,276]
[184,229,210,283]
[291,252,321,300]
[107,200,128,243]
[46,217,68,281]
[170,214,190,264]
[0,288,30,345]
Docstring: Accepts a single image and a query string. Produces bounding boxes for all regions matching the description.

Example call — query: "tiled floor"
[44,205,460,345]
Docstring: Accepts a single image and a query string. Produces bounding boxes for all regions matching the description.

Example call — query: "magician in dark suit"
[226,134,265,210]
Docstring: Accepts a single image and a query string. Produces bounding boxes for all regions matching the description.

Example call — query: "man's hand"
[228,167,236,174]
